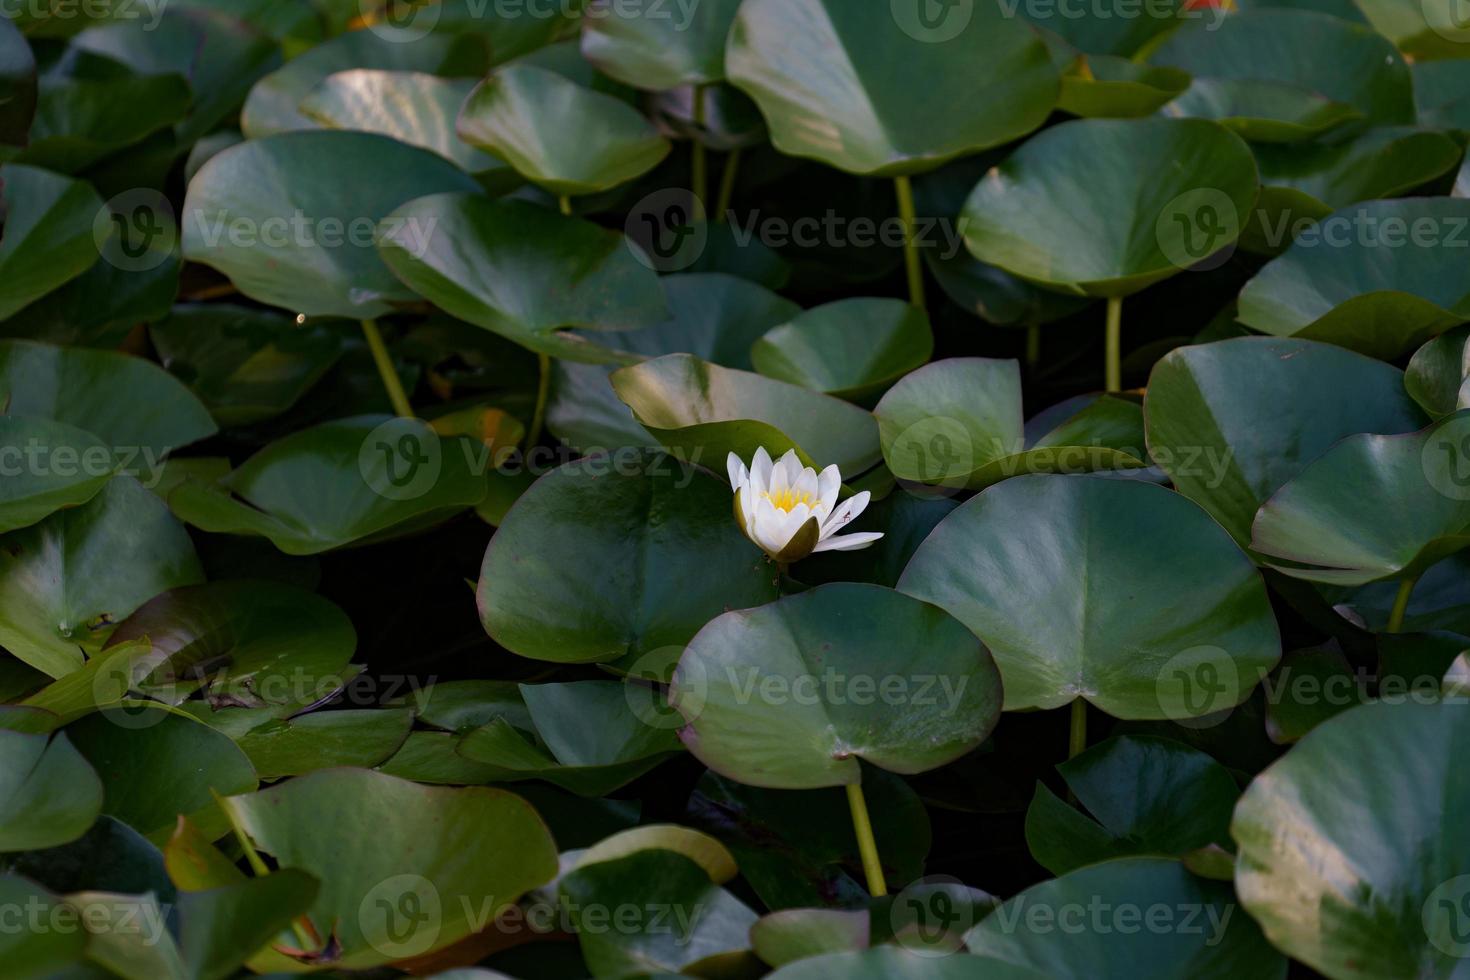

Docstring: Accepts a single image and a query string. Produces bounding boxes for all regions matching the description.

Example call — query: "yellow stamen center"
[761,486,816,513]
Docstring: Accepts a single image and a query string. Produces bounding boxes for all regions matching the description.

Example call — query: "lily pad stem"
[1105,297,1122,392]
[1386,575,1419,634]
[528,353,551,449]
[1026,319,1041,371]
[215,789,320,954]
[846,781,887,897]
[558,195,573,216]
[360,319,413,418]
[894,175,926,312]
[1069,699,1087,759]
[715,148,741,222]
[692,83,709,208]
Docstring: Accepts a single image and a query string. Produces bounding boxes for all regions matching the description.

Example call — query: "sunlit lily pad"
[874,359,1147,491]
[181,131,482,318]
[961,117,1258,297]
[898,475,1280,718]
[456,64,670,196]
[0,477,203,678]
[726,0,1057,175]
[478,454,775,663]
[0,166,103,321]
[1144,336,1427,547]
[1251,411,1470,585]
[965,857,1286,977]
[610,354,881,473]
[456,680,681,796]
[378,193,668,363]
[1407,325,1470,420]
[751,298,932,401]
[1025,735,1238,875]
[580,0,742,89]
[1237,199,1470,360]
[0,731,102,852]
[1233,700,1470,977]
[671,582,1003,789]
[168,415,487,555]
[299,70,518,186]
[221,767,558,970]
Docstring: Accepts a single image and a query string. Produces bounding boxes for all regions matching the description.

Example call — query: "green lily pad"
[0,875,87,975]
[686,768,930,909]
[0,731,102,852]
[1260,644,1366,743]
[376,732,506,786]
[580,0,742,89]
[924,250,1093,327]
[898,475,1280,718]
[66,704,258,843]
[1413,61,1470,133]
[771,946,1043,979]
[726,0,1057,176]
[181,131,482,319]
[1025,735,1238,875]
[0,166,103,322]
[0,477,204,678]
[456,64,670,196]
[1407,325,1470,420]
[221,767,558,970]
[558,849,758,976]
[1057,55,1191,120]
[961,117,1258,297]
[1164,78,1362,142]
[177,868,320,980]
[0,416,115,534]
[102,580,357,708]
[966,857,1286,977]
[1355,0,1470,59]
[149,304,346,427]
[478,453,775,664]
[0,339,217,460]
[19,72,191,173]
[239,28,489,137]
[751,298,933,401]
[457,680,682,797]
[0,18,36,151]
[610,353,881,473]
[2,241,179,348]
[671,582,1003,789]
[549,272,799,450]
[378,193,669,363]
[1251,411,1470,585]
[1149,9,1413,127]
[1018,0,1188,55]
[1233,699,1470,977]
[232,708,413,780]
[1237,199,1470,360]
[167,415,488,555]
[413,679,533,734]
[874,359,1147,491]
[1144,336,1428,548]
[299,69,518,186]
[751,908,868,967]
[575,824,738,883]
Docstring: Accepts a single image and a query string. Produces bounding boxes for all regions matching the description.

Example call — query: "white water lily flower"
[726,448,883,562]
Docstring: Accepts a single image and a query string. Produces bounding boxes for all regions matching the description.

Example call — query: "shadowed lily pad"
[1407,325,1470,420]
[0,166,103,321]
[751,298,932,401]
[0,731,102,852]
[0,417,113,534]
[580,0,742,89]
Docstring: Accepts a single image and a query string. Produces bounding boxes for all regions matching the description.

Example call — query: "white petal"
[821,490,871,536]
[816,465,840,516]
[793,467,819,506]
[774,449,801,491]
[811,531,884,553]
[750,447,773,494]
[726,452,748,491]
